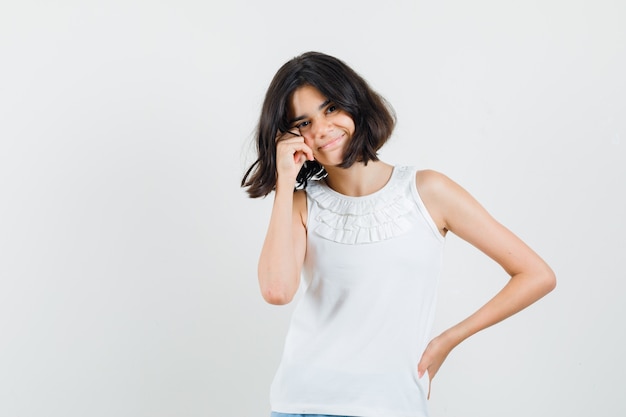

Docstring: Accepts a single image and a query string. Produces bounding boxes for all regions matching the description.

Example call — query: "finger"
[295,151,308,166]
[278,140,306,155]
[277,145,310,172]
[295,147,314,166]
[417,361,432,399]
[286,135,313,161]
[279,140,314,162]
[417,357,427,379]
[303,143,314,161]
[276,129,302,142]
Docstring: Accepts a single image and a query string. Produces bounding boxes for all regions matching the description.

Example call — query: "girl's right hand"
[275,130,314,184]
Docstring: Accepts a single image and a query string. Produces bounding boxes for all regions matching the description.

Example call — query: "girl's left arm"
[415,170,556,386]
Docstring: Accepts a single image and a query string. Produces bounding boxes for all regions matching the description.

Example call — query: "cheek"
[338,114,356,135]
[347,118,356,135]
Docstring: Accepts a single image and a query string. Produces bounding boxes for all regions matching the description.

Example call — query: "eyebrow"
[289,99,331,124]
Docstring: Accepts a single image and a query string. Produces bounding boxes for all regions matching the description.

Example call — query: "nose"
[310,117,332,140]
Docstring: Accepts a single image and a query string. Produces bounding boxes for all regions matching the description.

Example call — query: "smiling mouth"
[319,133,344,150]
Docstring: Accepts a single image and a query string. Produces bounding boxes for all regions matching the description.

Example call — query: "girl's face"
[288,85,355,167]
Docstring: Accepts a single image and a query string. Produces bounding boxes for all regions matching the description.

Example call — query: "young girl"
[242,51,556,417]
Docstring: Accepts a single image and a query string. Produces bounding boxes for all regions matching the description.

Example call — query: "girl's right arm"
[257,134,313,305]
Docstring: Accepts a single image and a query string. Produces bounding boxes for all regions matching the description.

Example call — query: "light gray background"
[1,1,624,416]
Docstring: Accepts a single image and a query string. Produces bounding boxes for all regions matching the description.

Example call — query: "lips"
[318,133,344,150]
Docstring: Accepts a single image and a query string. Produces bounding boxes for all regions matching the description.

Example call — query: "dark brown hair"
[241,51,396,198]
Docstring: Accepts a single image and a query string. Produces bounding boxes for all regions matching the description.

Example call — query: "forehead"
[289,85,328,115]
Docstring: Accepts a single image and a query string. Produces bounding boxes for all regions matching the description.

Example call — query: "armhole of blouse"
[297,188,309,231]
[410,170,446,243]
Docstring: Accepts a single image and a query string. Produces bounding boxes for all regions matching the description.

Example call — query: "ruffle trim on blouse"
[306,166,415,244]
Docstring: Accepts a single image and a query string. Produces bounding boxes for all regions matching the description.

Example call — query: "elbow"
[547,270,557,293]
[539,266,557,296]
[257,264,300,305]
[261,285,296,305]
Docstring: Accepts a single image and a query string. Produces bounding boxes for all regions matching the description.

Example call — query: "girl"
[242,51,555,417]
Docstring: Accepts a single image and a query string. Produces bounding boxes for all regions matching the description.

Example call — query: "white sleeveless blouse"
[270,166,445,417]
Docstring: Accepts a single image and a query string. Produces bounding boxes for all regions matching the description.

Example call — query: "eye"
[326,104,337,113]
[296,120,310,129]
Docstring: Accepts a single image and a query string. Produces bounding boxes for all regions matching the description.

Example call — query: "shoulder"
[415,169,458,203]
[414,169,471,234]
[415,168,500,236]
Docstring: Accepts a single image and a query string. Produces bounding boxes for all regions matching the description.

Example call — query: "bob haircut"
[241,51,396,198]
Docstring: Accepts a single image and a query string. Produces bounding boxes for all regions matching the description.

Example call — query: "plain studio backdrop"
[1,1,624,416]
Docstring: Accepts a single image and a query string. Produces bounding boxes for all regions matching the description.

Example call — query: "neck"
[323,161,394,197]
